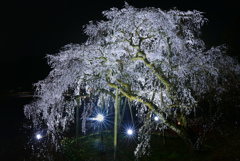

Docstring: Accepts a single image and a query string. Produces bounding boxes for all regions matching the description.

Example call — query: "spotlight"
[96,114,104,122]
[127,129,133,135]
[154,116,159,121]
[36,134,42,140]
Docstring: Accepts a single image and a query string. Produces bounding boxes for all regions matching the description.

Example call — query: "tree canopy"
[24,3,240,156]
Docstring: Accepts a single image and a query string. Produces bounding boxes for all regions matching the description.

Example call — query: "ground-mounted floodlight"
[127,129,133,136]
[36,134,42,140]
[90,113,105,122]
[95,113,105,150]
[86,111,107,151]
[122,125,136,141]
[154,116,159,121]
[96,114,104,122]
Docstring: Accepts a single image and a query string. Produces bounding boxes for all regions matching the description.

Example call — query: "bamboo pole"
[76,98,80,144]
[128,99,134,125]
[114,89,119,160]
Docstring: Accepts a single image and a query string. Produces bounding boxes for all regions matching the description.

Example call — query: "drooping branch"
[106,75,180,133]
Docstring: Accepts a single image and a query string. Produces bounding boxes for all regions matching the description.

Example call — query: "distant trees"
[24,3,240,157]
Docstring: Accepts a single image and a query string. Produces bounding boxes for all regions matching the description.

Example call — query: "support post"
[76,98,80,144]
[114,89,119,160]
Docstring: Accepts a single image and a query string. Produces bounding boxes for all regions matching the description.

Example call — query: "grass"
[23,127,240,161]
[61,130,240,161]
[61,131,136,161]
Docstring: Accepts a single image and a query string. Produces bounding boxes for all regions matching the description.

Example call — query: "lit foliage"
[24,3,240,157]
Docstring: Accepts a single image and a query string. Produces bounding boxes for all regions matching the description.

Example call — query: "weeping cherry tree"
[24,3,240,157]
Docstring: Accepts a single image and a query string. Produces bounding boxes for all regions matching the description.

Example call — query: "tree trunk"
[177,127,199,151]
[161,115,200,151]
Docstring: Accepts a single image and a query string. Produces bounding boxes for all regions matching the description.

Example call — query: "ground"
[59,130,240,161]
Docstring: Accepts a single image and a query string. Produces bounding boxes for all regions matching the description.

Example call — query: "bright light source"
[127,129,133,135]
[154,116,159,121]
[36,134,42,140]
[96,114,104,122]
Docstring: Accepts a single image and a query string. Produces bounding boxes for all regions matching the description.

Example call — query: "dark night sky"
[0,0,239,92]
